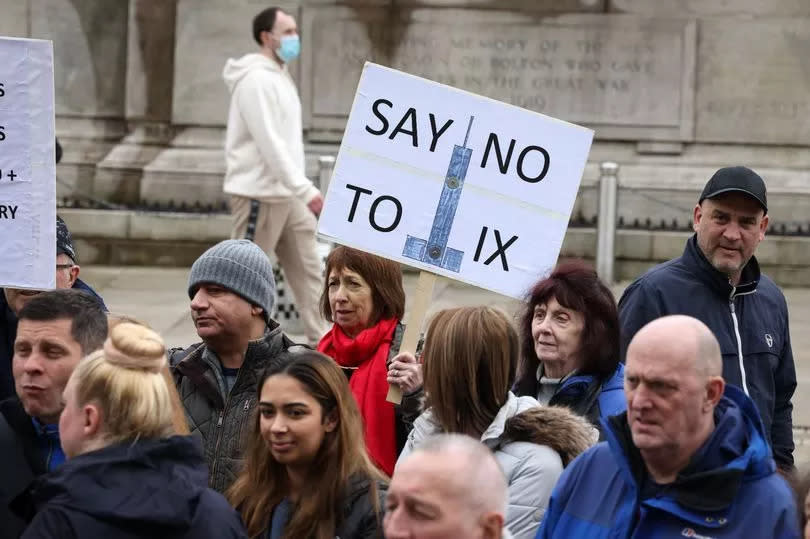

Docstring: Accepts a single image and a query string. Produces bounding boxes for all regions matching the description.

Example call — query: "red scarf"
[318,318,399,476]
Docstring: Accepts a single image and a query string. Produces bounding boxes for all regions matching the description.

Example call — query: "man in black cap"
[0,216,106,401]
[618,166,796,471]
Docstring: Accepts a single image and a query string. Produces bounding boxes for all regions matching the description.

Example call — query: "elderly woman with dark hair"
[513,260,625,433]
[317,246,423,477]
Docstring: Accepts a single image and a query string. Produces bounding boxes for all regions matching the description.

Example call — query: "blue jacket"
[514,364,626,437]
[618,235,795,469]
[21,436,247,539]
[0,279,106,401]
[536,385,799,539]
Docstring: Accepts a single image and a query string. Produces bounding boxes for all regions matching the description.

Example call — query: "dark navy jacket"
[21,436,247,539]
[0,279,106,401]
[618,235,795,469]
[0,398,47,539]
[536,385,799,539]
[514,363,626,437]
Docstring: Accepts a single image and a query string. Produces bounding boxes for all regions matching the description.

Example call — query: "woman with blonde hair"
[22,323,246,538]
[107,313,189,435]
[397,306,596,539]
[228,348,386,538]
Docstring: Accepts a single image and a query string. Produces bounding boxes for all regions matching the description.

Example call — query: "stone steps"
[59,208,810,286]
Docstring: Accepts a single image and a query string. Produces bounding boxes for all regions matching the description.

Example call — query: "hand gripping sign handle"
[386,271,437,404]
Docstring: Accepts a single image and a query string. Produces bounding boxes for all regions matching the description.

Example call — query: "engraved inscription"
[310,15,687,128]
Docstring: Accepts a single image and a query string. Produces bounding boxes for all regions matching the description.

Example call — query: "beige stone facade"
[4,0,810,231]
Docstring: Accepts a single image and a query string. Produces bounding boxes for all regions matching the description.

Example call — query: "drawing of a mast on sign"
[402,116,475,272]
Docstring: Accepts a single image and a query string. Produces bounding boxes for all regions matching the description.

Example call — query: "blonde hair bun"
[103,322,166,374]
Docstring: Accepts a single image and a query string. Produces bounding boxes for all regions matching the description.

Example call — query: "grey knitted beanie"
[188,239,276,319]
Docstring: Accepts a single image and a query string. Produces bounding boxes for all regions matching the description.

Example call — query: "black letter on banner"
[428,114,454,152]
[473,226,488,262]
[484,230,518,271]
[517,146,550,183]
[369,196,402,232]
[365,99,393,136]
[480,133,515,174]
[0,126,5,142]
[0,83,5,97]
[346,184,373,222]
[389,108,419,147]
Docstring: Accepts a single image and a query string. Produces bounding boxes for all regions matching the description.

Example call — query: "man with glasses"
[0,216,106,401]
[221,6,326,347]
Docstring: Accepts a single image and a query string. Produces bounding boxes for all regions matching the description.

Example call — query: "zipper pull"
[243,399,250,411]
[217,411,224,428]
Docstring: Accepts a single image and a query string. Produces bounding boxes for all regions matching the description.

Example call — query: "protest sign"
[318,63,593,403]
[0,37,56,290]
[318,62,594,300]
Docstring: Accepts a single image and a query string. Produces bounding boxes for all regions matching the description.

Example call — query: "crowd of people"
[1,161,808,538]
[1,5,808,539]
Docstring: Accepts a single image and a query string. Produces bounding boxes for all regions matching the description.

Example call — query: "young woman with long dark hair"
[228,349,386,538]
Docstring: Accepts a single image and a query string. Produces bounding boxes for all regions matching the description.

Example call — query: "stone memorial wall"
[696,19,810,145]
[302,9,695,141]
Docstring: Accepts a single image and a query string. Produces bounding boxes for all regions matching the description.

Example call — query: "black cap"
[699,166,768,215]
[56,216,77,263]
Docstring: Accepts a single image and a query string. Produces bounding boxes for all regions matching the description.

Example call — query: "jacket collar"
[603,385,773,523]
[479,392,542,447]
[682,235,760,298]
[177,321,290,405]
[0,397,46,475]
[411,392,540,448]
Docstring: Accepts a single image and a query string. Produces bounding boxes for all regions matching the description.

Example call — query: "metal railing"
[317,155,336,193]
[596,161,619,284]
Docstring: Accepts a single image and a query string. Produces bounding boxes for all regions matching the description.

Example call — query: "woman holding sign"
[513,261,626,436]
[317,246,423,477]
[397,306,596,539]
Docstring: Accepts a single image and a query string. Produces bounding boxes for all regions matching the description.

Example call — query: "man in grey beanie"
[169,239,298,493]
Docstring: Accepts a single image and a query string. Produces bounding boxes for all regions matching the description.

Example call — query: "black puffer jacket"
[170,322,296,493]
[21,436,247,539]
[264,475,386,539]
[0,398,44,539]
[337,476,387,539]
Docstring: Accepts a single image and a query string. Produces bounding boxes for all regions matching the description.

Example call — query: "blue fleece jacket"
[535,385,799,539]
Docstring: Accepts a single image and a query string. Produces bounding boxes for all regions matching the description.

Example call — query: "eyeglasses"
[56,264,74,270]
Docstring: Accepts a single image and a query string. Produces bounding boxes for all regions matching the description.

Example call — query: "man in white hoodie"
[222,7,326,345]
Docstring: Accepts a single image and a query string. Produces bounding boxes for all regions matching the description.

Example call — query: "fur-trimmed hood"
[404,392,597,467]
[504,405,598,467]
[399,393,598,539]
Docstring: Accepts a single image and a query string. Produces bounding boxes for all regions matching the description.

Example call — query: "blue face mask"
[276,35,300,63]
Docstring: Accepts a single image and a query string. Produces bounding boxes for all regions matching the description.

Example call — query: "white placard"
[318,63,593,299]
[0,37,56,290]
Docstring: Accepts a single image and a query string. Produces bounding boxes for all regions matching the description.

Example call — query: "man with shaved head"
[536,315,799,538]
[384,433,512,539]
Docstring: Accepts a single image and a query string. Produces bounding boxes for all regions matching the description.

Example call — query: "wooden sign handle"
[386,271,437,404]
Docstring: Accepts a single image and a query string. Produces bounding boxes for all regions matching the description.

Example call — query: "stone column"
[140,0,301,207]
[28,0,130,200]
[94,0,177,204]
[0,0,30,37]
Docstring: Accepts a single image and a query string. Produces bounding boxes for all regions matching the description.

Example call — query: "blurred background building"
[2,0,809,282]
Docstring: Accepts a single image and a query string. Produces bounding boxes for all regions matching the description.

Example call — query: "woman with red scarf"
[317,247,423,477]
